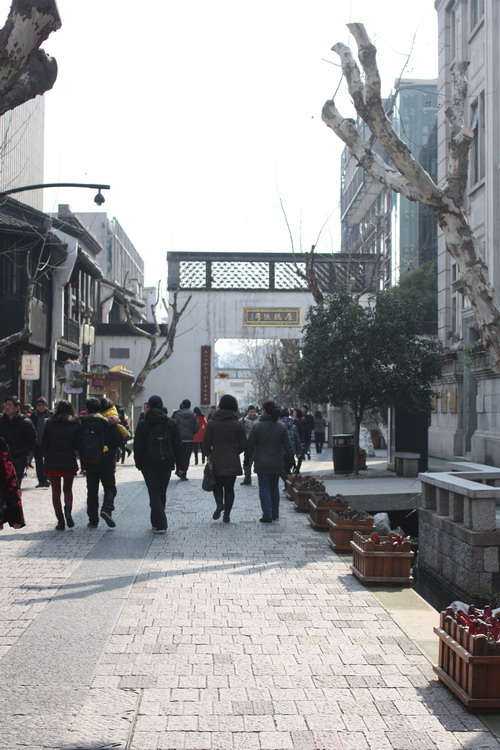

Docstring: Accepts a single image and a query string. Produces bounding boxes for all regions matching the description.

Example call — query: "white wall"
[100,288,314,415]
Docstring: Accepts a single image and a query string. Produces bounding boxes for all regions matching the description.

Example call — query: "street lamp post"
[0,182,110,205]
[80,323,95,405]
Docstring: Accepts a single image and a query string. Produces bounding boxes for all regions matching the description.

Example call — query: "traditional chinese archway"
[143,252,380,413]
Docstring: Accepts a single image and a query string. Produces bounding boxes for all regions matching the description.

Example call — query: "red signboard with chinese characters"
[200,346,211,405]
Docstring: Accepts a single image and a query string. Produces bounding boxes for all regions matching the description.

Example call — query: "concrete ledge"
[418,472,500,498]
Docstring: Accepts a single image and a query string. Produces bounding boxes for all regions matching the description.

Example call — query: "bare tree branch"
[323,23,500,370]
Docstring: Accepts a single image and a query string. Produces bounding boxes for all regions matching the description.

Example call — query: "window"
[470,92,485,185]
[110,348,130,359]
[470,0,484,31]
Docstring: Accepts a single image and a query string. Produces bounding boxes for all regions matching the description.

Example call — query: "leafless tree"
[322,23,500,368]
[122,283,191,409]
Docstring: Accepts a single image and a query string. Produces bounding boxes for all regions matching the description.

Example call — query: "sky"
[35,0,439,286]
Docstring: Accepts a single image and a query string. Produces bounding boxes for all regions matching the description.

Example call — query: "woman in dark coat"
[246,401,294,523]
[0,436,25,530]
[42,400,81,530]
[202,394,246,523]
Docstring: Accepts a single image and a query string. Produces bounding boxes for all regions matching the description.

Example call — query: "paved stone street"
[1,459,499,750]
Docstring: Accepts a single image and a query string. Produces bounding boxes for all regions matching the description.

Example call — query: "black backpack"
[81,424,106,464]
[145,422,174,464]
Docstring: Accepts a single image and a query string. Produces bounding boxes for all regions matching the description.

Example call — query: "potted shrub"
[292,479,326,512]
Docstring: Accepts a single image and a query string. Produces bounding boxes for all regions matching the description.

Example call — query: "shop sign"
[21,354,40,380]
[243,307,301,327]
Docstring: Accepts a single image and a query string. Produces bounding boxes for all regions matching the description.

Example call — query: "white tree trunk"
[322,24,500,369]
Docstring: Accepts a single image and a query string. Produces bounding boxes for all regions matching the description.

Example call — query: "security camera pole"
[0,182,110,205]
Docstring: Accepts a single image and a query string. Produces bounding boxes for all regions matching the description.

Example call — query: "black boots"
[55,515,65,530]
[64,506,74,528]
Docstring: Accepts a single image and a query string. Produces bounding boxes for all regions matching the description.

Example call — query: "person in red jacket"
[192,407,207,465]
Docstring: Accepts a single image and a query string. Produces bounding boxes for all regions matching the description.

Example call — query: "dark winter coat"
[280,416,301,454]
[0,437,25,528]
[0,413,36,463]
[246,416,294,475]
[79,413,122,470]
[133,408,183,472]
[202,409,247,477]
[30,408,53,445]
[42,419,81,473]
[173,408,199,442]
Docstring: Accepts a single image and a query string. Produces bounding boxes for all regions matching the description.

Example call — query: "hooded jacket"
[133,408,182,472]
[173,408,199,442]
[246,416,294,475]
[202,409,246,477]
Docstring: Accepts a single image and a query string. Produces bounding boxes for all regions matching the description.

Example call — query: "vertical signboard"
[200,346,211,406]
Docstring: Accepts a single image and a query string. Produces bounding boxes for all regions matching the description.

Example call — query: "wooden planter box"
[292,486,326,513]
[434,615,500,708]
[285,475,315,500]
[308,496,349,530]
[350,532,414,584]
[327,512,374,550]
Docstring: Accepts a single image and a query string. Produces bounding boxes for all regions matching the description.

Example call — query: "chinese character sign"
[200,346,211,405]
[243,308,301,327]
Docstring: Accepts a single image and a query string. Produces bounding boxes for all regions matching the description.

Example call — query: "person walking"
[0,436,25,530]
[192,407,207,465]
[202,394,246,523]
[42,400,81,530]
[0,395,36,487]
[292,408,307,473]
[240,405,259,485]
[30,397,53,487]
[173,399,198,480]
[301,405,315,460]
[79,397,122,528]
[134,395,183,533]
[246,401,294,523]
[279,408,300,482]
[314,410,327,454]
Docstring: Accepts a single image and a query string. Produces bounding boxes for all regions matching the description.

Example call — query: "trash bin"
[332,433,355,474]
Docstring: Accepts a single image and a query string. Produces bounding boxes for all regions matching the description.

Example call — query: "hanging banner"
[63,360,84,394]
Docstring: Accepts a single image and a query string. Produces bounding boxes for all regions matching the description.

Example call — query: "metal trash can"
[332,433,355,474]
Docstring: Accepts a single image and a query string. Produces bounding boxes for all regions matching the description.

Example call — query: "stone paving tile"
[2,463,500,749]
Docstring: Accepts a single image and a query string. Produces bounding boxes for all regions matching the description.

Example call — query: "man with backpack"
[79,397,123,528]
[133,395,183,533]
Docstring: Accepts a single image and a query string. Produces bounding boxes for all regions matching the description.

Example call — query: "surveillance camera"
[94,191,105,206]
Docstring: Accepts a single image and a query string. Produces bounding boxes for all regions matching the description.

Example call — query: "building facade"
[340,79,438,287]
[76,211,144,298]
[0,97,45,210]
[430,0,500,462]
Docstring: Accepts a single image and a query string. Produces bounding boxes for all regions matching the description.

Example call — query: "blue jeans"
[257,474,280,519]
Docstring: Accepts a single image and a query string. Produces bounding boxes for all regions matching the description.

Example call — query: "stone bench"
[394,452,420,478]
[418,471,500,532]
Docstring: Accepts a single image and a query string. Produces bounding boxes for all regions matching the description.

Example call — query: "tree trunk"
[322,24,500,369]
[0,1,61,115]
[352,411,363,476]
